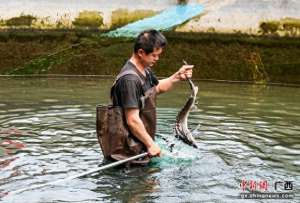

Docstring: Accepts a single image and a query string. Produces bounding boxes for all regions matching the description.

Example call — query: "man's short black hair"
[134,29,167,54]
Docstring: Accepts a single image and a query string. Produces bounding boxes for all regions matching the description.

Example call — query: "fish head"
[187,136,198,149]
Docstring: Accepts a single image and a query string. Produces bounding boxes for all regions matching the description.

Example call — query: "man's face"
[138,47,163,68]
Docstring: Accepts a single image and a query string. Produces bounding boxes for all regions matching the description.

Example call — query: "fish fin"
[193,132,202,138]
[192,105,198,111]
[191,124,201,134]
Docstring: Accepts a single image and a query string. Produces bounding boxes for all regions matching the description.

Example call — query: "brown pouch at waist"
[96,104,147,162]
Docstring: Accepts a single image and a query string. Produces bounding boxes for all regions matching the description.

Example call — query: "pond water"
[0,77,299,202]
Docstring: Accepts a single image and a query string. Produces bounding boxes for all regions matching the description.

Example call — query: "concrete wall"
[1,0,300,35]
[177,0,300,34]
[0,0,179,28]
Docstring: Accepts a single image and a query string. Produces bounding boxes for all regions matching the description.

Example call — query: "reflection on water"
[0,77,299,202]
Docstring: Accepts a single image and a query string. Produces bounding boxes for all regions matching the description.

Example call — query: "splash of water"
[149,135,201,168]
[104,3,204,38]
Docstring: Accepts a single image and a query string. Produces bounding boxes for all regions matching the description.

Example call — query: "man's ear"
[137,49,145,58]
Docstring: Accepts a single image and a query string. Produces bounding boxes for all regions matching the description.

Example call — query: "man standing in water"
[109,29,193,163]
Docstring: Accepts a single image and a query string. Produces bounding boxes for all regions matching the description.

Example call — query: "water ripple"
[0,78,299,202]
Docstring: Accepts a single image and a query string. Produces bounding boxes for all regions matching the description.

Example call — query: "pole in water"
[8,152,148,196]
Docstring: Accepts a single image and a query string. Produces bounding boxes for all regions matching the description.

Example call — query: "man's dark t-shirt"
[111,61,159,108]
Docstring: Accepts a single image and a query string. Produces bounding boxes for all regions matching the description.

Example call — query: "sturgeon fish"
[175,68,199,148]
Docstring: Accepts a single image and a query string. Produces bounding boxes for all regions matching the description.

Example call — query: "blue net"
[104,3,204,38]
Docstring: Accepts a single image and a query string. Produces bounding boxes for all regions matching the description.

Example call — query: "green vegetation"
[0,9,156,30]
[72,11,103,29]
[177,0,188,5]
[281,18,300,36]
[0,31,299,84]
[6,14,37,27]
[259,21,280,35]
[55,14,72,29]
[259,18,300,37]
[111,9,157,28]
[1,12,103,30]
[6,43,81,74]
[0,18,5,26]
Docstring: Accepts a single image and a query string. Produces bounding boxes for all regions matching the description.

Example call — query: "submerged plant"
[6,44,78,75]
[243,51,269,84]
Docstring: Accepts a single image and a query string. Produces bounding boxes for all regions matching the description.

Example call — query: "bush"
[6,14,37,27]
[72,11,103,29]
[259,21,280,35]
[111,9,156,28]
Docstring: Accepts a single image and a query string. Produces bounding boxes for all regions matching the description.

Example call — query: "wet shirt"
[111,60,159,109]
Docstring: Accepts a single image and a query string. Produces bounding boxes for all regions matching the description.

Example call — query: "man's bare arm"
[125,108,161,156]
[156,65,193,94]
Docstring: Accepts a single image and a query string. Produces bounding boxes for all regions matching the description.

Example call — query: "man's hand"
[175,64,194,81]
[125,108,161,157]
[156,64,194,94]
[147,142,161,157]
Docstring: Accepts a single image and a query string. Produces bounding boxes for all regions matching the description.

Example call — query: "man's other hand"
[148,142,161,157]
